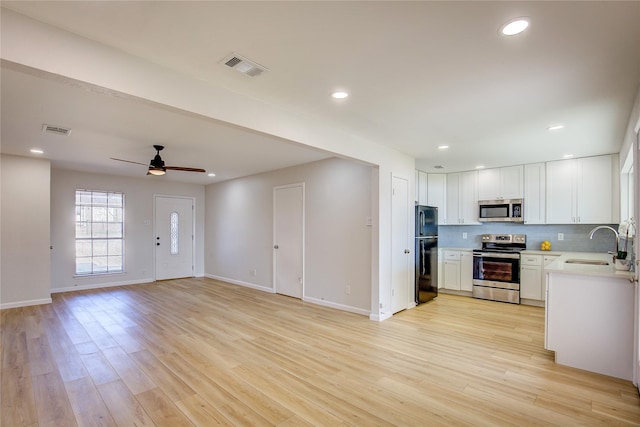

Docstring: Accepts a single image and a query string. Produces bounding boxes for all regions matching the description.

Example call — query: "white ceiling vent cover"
[221,54,268,77]
[42,124,72,136]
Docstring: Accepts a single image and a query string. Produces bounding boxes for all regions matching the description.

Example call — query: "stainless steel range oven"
[472,234,526,304]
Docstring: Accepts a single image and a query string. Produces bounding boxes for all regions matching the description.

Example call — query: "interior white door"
[391,175,411,313]
[155,196,194,281]
[274,184,304,298]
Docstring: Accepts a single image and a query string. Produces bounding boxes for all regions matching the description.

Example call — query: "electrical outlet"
[345,285,351,295]
[558,233,564,241]
[462,232,467,239]
[249,269,257,276]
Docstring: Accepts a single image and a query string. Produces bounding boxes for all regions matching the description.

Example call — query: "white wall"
[1,155,52,308]
[50,169,205,292]
[205,158,373,314]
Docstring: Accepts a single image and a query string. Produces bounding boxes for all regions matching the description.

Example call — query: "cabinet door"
[460,171,478,224]
[427,173,447,224]
[445,172,461,224]
[418,171,428,205]
[443,260,461,291]
[460,251,473,292]
[546,159,576,224]
[524,163,545,224]
[500,165,524,199]
[577,156,613,223]
[521,265,542,300]
[478,168,501,200]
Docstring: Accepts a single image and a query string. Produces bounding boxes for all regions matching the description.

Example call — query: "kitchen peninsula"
[544,252,635,380]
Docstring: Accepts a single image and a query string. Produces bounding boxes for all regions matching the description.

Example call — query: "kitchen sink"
[564,259,610,266]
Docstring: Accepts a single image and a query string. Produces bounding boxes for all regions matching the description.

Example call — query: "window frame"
[74,189,125,276]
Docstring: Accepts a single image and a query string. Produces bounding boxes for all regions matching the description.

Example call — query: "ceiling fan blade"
[111,158,148,166]
[165,166,206,173]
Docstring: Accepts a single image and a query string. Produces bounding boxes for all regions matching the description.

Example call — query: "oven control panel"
[481,234,526,244]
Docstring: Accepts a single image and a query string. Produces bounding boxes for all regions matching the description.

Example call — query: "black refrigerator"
[415,205,438,304]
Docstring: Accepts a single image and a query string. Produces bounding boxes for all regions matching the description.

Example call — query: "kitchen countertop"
[545,252,634,280]
[440,247,474,251]
[521,250,565,256]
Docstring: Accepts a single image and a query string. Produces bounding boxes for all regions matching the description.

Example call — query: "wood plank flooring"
[2,277,640,426]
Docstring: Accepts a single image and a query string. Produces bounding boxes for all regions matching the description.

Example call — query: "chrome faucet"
[588,225,619,254]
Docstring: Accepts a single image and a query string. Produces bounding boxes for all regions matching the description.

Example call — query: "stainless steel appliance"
[472,234,526,304]
[478,199,524,222]
[415,205,438,304]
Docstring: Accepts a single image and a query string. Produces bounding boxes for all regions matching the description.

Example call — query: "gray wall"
[50,169,206,292]
[205,157,373,315]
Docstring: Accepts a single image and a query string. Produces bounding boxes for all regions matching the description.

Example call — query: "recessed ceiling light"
[208,173,216,177]
[30,148,44,154]
[476,165,485,169]
[563,154,574,159]
[331,91,349,99]
[500,18,529,36]
[437,145,449,150]
[547,124,565,131]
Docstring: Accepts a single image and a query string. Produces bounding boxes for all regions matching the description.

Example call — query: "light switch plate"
[558,233,564,241]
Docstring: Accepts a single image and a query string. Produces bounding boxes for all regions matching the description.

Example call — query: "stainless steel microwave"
[478,199,523,222]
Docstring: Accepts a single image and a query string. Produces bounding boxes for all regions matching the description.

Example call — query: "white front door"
[273,184,304,298]
[155,196,194,281]
[391,175,411,313]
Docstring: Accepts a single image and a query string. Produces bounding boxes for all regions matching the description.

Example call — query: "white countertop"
[521,250,565,256]
[545,252,634,279]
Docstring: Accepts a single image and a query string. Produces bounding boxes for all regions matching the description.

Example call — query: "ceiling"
[2,1,640,184]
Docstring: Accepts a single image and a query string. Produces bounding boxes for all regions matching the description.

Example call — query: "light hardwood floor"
[2,278,640,426]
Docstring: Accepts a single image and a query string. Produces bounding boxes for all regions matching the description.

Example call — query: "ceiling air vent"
[42,124,72,136]
[221,53,268,77]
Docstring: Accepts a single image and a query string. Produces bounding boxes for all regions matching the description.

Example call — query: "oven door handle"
[473,252,520,260]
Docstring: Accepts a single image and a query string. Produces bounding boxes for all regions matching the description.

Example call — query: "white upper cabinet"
[446,171,479,225]
[417,171,428,204]
[478,165,523,200]
[546,155,618,224]
[524,163,546,224]
[427,174,447,225]
[415,171,447,224]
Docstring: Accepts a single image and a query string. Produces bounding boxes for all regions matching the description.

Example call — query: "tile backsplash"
[439,223,624,253]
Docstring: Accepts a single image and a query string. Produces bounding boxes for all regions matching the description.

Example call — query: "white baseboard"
[1,297,53,310]
[303,296,370,317]
[204,274,275,294]
[51,278,154,294]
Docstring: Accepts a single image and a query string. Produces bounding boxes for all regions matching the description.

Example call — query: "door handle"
[404,249,411,254]
[274,245,279,249]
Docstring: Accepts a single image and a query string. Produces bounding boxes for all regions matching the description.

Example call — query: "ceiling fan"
[111,145,206,176]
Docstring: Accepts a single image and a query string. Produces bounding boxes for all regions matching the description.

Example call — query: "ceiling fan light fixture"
[148,166,166,176]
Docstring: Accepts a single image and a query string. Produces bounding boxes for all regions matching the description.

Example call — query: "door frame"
[153,194,196,281]
[272,183,305,297]
[391,174,413,313]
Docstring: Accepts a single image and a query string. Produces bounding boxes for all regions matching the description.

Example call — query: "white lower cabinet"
[520,253,561,303]
[520,254,542,300]
[443,249,473,292]
[443,251,461,291]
